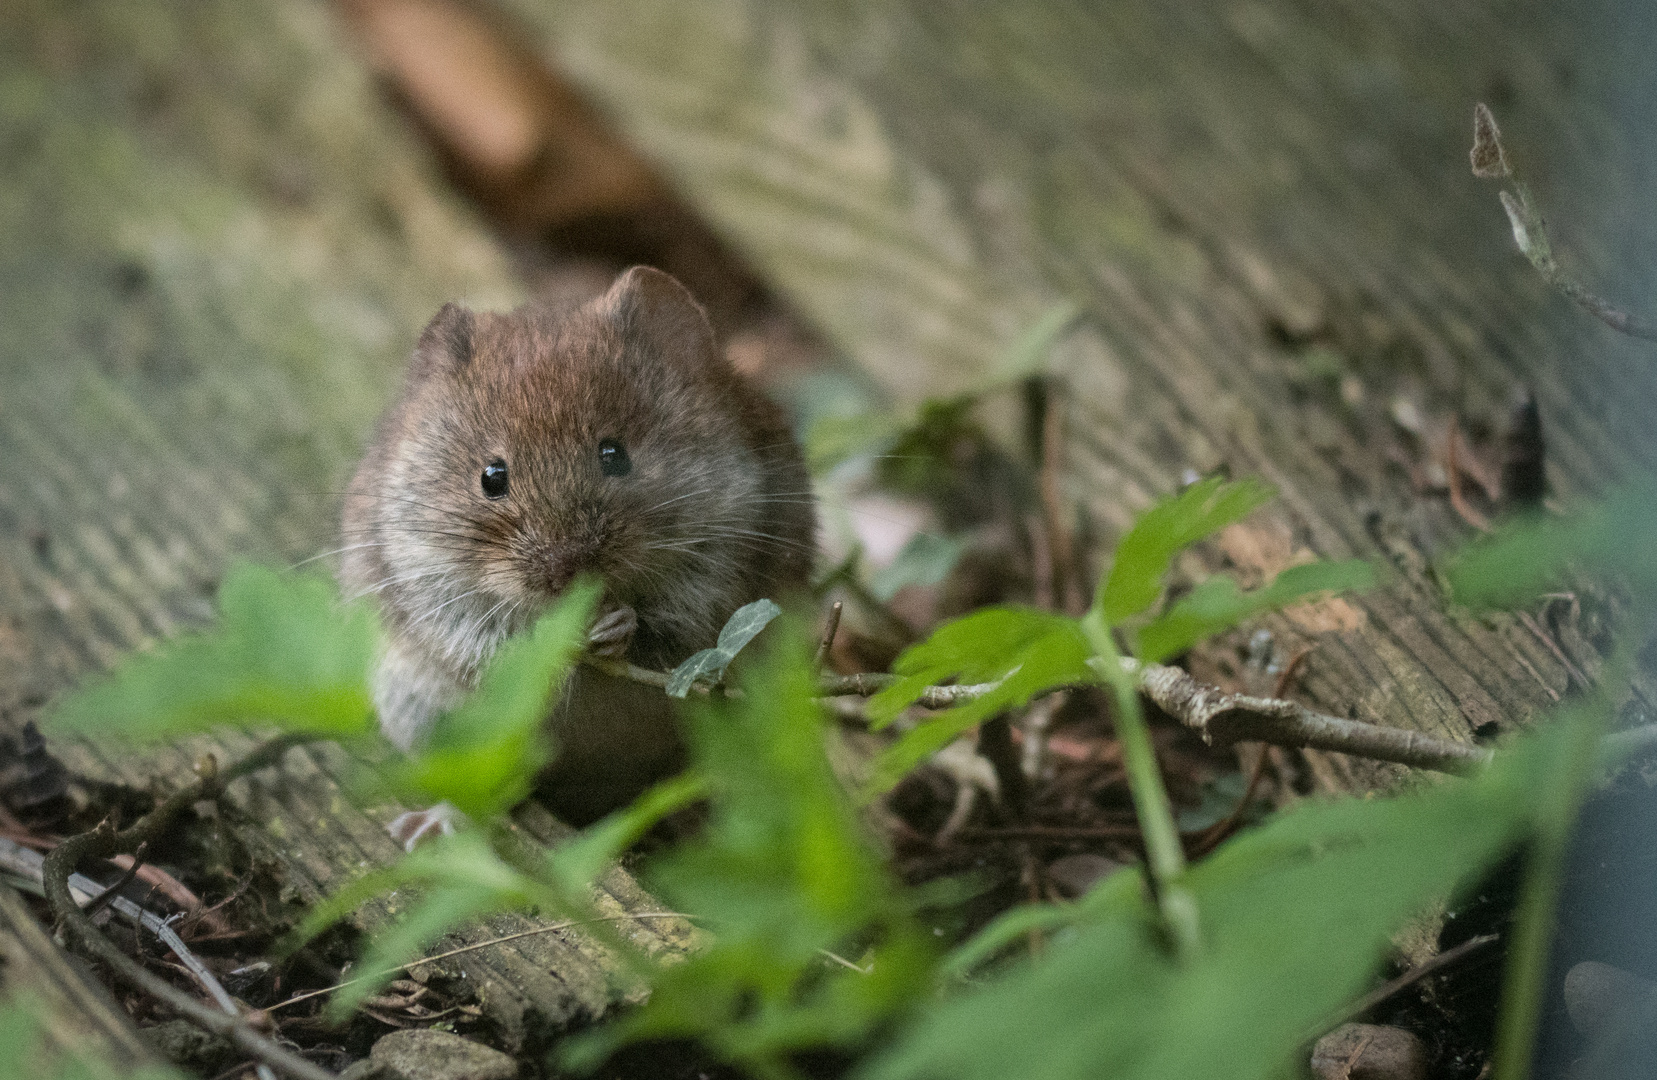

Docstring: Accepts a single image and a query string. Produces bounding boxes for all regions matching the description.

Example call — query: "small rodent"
[340,266,815,828]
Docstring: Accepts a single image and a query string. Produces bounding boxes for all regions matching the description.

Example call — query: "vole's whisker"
[684,526,817,553]
[644,488,715,513]
[339,523,497,543]
[320,490,490,521]
[408,588,487,629]
[476,595,516,628]
[346,568,456,600]
[289,542,391,569]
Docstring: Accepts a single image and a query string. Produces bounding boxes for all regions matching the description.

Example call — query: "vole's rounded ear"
[411,302,475,378]
[600,266,717,366]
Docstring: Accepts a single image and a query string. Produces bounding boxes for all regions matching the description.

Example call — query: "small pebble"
[1310,1023,1426,1080]
[368,1029,518,1080]
[1046,853,1124,898]
[1563,960,1657,1039]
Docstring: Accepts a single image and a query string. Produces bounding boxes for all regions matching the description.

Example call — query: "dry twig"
[1472,102,1657,341]
[816,664,1492,775]
[814,600,844,670]
[40,735,336,1080]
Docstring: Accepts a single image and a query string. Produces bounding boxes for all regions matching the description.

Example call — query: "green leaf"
[805,411,905,474]
[1096,478,1275,623]
[47,562,378,741]
[0,996,187,1080]
[877,395,985,497]
[868,533,968,603]
[283,830,560,1019]
[871,712,1583,1080]
[1134,559,1375,662]
[329,884,503,1019]
[329,832,556,1019]
[666,598,783,697]
[989,299,1084,382]
[395,580,599,818]
[565,622,935,1076]
[862,608,1090,797]
[1449,480,1657,609]
[545,770,710,895]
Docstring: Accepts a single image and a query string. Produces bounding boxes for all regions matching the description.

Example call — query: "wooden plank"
[0,0,692,1048]
[511,0,1646,782]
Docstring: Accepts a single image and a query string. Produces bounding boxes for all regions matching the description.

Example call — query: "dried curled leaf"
[1470,102,1511,179]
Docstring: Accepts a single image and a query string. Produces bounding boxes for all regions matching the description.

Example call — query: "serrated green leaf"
[872,711,1583,1080]
[566,622,935,1077]
[1134,559,1375,662]
[1096,478,1276,623]
[866,607,1085,726]
[395,580,598,818]
[1450,481,1657,609]
[284,830,557,1019]
[861,607,1091,798]
[327,884,503,1020]
[47,562,378,741]
[868,533,968,603]
[666,598,783,697]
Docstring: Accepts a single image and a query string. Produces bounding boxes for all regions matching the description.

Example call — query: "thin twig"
[42,736,335,1080]
[1518,610,1591,690]
[1125,657,1493,774]
[81,840,147,921]
[265,911,694,1013]
[1338,933,1499,1024]
[1190,751,1269,857]
[1472,103,1657,342]
[814,600,844,671]
[1039,385,1086,615]
[1272,646,1316,699]
[813,664,1491,775]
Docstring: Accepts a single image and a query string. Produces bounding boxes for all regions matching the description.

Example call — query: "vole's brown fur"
[341,267,814,821]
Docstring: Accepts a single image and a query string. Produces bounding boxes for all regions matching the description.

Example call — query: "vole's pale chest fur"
[340,267,814,821]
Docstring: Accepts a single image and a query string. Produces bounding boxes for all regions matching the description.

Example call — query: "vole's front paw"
[588,604,638,658]
[387,802,465,852]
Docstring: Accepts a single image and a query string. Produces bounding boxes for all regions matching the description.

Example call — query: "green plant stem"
[1491,691,1613,1080]
[1081,612,1199,957]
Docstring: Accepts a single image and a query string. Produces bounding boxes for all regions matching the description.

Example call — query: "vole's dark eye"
[480,459,509,499]
[598,438,631,478]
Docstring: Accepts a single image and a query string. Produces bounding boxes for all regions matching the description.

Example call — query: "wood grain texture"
[511,0,1657,785]
[0,0,692,1045]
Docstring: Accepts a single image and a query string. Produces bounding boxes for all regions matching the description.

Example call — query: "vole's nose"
[541,540,599,595]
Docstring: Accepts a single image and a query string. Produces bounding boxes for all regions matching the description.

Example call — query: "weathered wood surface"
[0,881,164,1073]
[512,0,1657,786]
[0,0,693,1047]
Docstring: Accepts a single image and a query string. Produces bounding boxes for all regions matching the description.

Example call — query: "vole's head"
[342,267,811,678]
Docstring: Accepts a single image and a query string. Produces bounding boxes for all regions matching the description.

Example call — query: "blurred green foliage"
[40,472,1657,1080]
[48,564,378,741]
[390,579,596,818]
[0,997,183,1080]
[867,710,1584,1080]
[565,626,935,1078]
